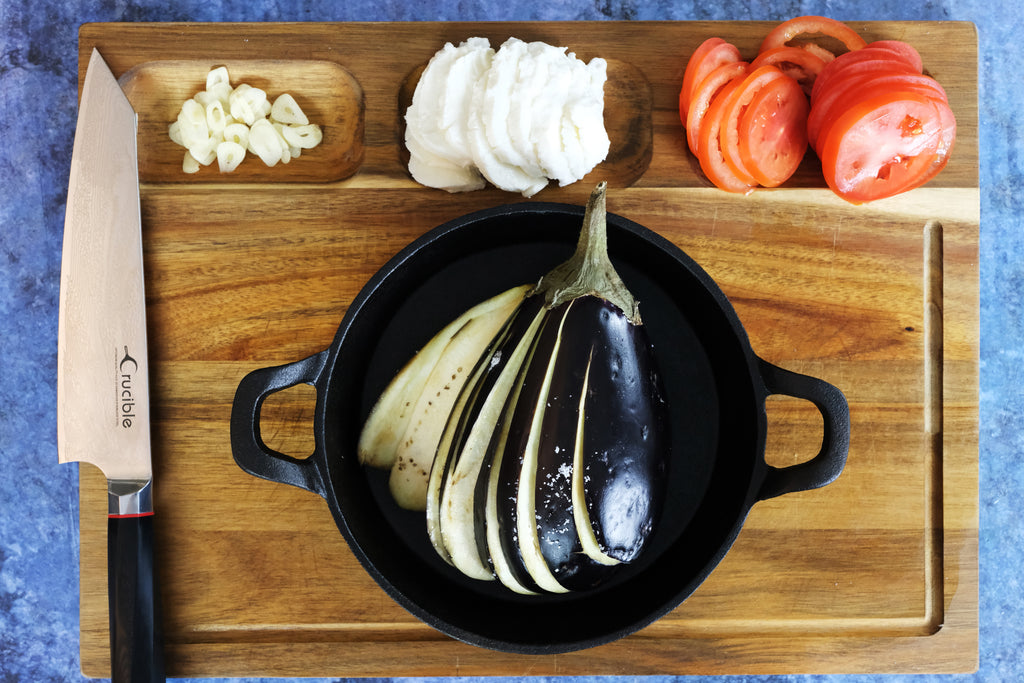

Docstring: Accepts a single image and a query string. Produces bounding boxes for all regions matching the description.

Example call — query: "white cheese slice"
[406,126,486,192]
[405,36,610,195]
[467,65,548,197]
[482,38,534,172]
[407,41,463,162]
[439,37,494,167]
[530,49,575,185]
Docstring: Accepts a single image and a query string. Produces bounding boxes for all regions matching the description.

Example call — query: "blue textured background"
[1,0,1018,681]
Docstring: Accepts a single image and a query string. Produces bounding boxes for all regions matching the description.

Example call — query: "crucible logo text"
[118,346,138,429]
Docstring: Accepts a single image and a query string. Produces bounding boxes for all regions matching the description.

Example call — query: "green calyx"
[534,182,642,325]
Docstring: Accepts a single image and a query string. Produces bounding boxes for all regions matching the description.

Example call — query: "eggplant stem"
[535,182,642,325]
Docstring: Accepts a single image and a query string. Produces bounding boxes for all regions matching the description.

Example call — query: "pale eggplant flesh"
[359,182,670,594]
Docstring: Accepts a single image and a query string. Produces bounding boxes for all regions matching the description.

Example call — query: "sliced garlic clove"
[229,84,267,126]
[281,123,323,150]
[205,99,230,136]
[193,90,219,108]
[272,123,292,164]
[182,150,201,174]
[249,119,283,166]
[258,98,272,120]
[206,66,231,91]
[222,122,250,149]
[188,135,218,166]
[168,120,184,147]
[177,99,209,147]
[207,81,232,107]
[270,93,309,125]
[216,141,246,173]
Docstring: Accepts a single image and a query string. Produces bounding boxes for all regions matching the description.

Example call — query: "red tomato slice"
[718,65,789,185]
[812,47,923,102]
[799,42,839,65]
[697,77,757,194]
[738,75,810,187]
[811,56,919,107]
[810,73,951,153]
[818,91,951,203]
[759,15,867,57]
[864,40,924,73]
[681,38,742,115]
[751,46,827,95]
[686,60,750,155]
[896,93,957,191]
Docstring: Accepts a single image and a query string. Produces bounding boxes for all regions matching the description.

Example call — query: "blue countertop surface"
[2,0,1019,681]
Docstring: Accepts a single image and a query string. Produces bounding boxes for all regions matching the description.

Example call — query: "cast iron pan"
[230,202,850,654]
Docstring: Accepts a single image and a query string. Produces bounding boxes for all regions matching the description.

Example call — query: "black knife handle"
[108,512,165,682]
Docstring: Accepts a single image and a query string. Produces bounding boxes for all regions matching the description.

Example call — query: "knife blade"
[57,48,164,683]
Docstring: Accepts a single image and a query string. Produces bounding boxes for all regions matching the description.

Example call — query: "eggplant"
[357,284,531,509]
[358,182,669,593]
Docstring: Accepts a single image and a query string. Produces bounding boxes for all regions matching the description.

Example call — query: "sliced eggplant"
[429,297,546,579]
[359,182,670,593]
[359,285,529,510]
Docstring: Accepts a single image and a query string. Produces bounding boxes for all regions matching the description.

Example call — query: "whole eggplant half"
[358,182,669,594]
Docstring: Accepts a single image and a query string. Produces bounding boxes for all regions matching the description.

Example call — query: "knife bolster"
[109,478,154,516]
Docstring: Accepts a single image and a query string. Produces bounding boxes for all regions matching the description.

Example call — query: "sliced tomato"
[738,75,810,187]
[759,15,867,58]
[750,46,827,95]
[810,73,950,152]
[798,42,839,65]
[686,60,750,155]
[818,91,952,203]
[812,47,923,102]
[906,94,957,189]
[680,38,742,116]
[811,56,919,107]
[696,77,757,194]
[718,65,789,185]
[863,40,924,72]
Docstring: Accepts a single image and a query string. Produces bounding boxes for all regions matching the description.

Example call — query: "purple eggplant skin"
[487,305,564,594]
[451,295,548,571]
[494,296,669,593]
[575,297,669,562]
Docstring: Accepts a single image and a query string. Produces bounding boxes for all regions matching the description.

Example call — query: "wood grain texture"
[75,21,978,676]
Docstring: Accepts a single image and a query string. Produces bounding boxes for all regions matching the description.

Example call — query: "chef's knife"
[57,48,164,683]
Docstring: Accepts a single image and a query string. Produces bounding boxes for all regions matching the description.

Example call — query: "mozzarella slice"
[481,38,533,171]
[576,58,611,173]
[440,38,494,165]
[530,50,576,185]
[405,36,610,195]
[507,41,558,178]
[406,126,486,192]
[466,66,548,197]
[407,41,463,161]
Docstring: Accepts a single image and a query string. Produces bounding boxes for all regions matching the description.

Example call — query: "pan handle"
[230,350,330,498]
[755,357,850,501]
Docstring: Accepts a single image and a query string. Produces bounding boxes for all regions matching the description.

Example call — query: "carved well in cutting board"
[119,60,365,183]
[397,58,652,190]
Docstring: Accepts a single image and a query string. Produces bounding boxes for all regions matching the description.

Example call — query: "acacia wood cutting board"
[74,21,979,677]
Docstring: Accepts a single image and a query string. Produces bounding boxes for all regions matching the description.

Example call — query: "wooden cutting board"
[75,21,979,677]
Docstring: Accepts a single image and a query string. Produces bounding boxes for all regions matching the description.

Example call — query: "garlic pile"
[405,37,611,196]
[169,66,323,173]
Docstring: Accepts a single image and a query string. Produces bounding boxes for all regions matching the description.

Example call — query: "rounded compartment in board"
[396,50,653,191]
[119,59,365,183]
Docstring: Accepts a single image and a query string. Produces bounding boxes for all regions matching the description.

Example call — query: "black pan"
[230,202,849,654]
